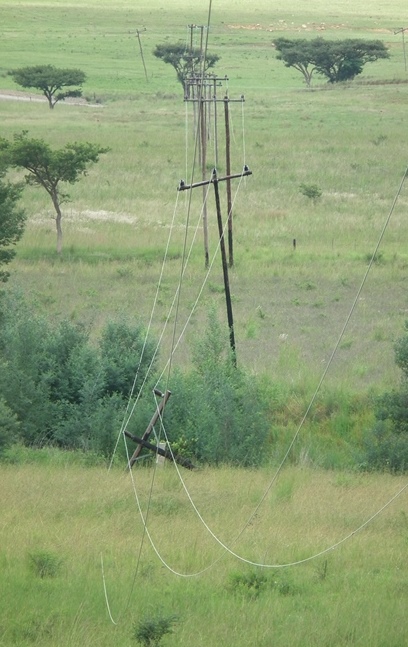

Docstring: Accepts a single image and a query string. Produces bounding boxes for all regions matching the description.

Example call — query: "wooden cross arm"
[124,430,196,470]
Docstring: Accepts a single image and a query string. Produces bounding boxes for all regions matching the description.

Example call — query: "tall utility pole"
[224,96,233,267]
[178,166,252,365]
[185,82,245,267]
[394,27,408,72]
[136,28,148,81]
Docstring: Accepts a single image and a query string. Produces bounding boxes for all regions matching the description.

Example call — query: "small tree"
[153,43,219,90]
[0,175,26,282]
[274,37,389,86]
[9,65,86,109]
[0,132,108,254]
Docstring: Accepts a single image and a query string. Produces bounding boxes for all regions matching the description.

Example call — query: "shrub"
[162,309,270,467]
[363,322,408,472]
[0,290,157,454]
[0,396,20,454]
[133,613,178,647]
[28,550,64,578]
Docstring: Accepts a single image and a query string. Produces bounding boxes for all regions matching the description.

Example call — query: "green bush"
[162,309,270,467]
[363,322,408,472]
[133,613,178,647]
[0,290,157,455]
[28,550,64,578]
[0,396,20,454]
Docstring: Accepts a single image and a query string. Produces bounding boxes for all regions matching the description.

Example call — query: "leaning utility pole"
[136,28,148,81]
[394,27,408,72]
[178,166,252,364]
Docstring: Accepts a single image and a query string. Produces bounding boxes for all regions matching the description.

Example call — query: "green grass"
[1,0,407,394]
[1,3,408,644]
[0,460,407,646]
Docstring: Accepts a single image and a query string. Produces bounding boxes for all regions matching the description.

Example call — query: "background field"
[1,0,408,392]
[1,2,408,644]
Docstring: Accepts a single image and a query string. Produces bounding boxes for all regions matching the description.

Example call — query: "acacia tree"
[274,38,317,87]
[9,65,86,109]
[153,43,219,90]
[274,37,389,86]
[0,132,108,254]
[0,174,26,282]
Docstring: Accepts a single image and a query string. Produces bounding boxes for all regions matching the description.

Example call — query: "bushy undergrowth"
[1,288,405,472]
[362,321,408,473]
[160,309,271,467]
[0,288,156,457]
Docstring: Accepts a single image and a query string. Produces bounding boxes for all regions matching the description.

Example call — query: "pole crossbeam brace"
[127,389,172,469]
[177,166,252,192]
[177,167,252,365]
[184,97,245,104]
[124,430,196,470]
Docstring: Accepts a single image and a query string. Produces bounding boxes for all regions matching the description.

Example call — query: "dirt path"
[0,89,102,107]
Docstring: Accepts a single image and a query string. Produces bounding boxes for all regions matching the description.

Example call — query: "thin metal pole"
[212,169,236,365]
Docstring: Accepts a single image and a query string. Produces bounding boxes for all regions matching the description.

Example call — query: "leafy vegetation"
[0,132,108,254]
[363,322,408,472]
[0,174,26,282]
[133,613,178,647]
[162,310,271,467]
[153,43,220,89]
[0,290,156,456]
[274,37,389,86]
[9,65,86,109]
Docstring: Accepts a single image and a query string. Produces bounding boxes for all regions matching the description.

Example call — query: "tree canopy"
[9,65,86,109]
[0,175,26,282]
[274,37,389,86]
[153,43,220,90]
[0,132,108,254]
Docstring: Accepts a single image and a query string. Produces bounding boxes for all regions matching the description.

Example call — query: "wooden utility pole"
[127,389,171,469]
[178,166,252,364]
[185,86,244,268]
[125,430,195,470]
[200,94,209,267]
[224,96,233,267]
[136,28,148,82]
[394,27,408,72]
[212,168,236,363]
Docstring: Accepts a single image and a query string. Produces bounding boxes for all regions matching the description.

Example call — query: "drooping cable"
[108,190,181,470]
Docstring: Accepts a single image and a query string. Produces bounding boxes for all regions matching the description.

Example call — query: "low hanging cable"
[153,407,408,571]
[108,190,181,470]
[143,164,408,572]
[117,181,213,441]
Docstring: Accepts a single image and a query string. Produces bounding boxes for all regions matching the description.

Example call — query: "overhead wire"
[128,164,408,575]
[103,0,408,618]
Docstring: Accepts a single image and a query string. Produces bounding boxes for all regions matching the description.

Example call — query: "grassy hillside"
[1,4,408,644]
[1,0,408,394]
[0,460,407,646]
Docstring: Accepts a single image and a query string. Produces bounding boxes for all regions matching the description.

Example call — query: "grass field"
[1,3,408,642]
[0,460,407,647]
[2,0,408,393]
